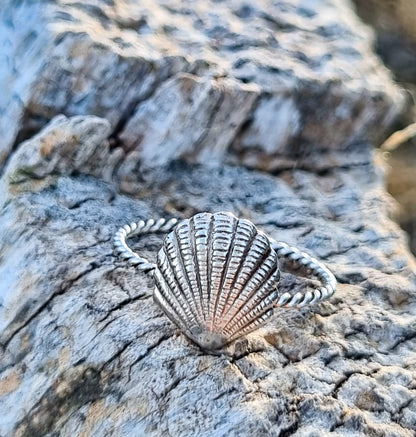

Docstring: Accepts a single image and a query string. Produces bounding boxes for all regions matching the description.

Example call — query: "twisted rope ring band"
[113,211,337,350]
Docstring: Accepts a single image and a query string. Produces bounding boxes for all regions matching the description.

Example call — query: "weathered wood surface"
[0,0,404,173]
[0,1,416,437]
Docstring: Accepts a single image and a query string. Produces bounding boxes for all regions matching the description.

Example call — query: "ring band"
[113,211,337,351]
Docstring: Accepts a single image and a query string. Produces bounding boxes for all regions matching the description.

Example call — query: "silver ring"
[113,211,337,351]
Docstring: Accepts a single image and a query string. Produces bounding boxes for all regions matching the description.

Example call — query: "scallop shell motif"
[153,211,280,350]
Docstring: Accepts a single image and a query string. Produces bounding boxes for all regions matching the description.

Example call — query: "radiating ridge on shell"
[153,211,280,350]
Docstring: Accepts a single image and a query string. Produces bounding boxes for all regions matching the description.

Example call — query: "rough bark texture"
[1,1,416,437]
[0,0,404,173]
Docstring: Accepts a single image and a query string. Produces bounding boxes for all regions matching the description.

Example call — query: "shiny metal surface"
[114,211,337,350]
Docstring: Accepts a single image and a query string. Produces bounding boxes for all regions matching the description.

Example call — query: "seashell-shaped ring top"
[114,212,337,351]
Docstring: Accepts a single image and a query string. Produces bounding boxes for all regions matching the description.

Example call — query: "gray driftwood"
[0,1,416,437]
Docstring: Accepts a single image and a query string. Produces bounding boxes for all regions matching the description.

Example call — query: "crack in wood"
[0,261,100,350]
